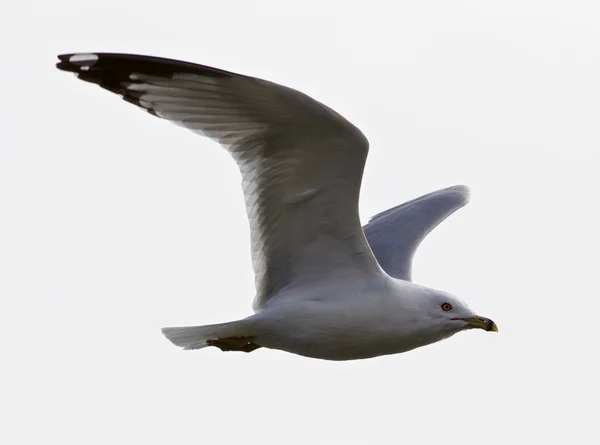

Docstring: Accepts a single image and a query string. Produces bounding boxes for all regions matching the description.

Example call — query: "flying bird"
[56,53,497,361]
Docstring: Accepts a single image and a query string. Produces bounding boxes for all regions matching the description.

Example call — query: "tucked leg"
[207,337,262,353]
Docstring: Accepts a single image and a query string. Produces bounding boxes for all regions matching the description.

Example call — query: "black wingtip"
[56,53,72,66]
[56,61,74,72]
[56,54,73,72]
[55,52,242,80]
[56,53,73,62]
[55,52,250,117]
[56,53,100,73]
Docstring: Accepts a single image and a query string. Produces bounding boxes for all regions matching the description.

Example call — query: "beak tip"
[462,316,499,332]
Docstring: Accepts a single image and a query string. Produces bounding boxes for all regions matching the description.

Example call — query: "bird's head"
[414,287,498,340]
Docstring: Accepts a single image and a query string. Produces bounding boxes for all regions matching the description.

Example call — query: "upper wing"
[362,185,470,281]
[57,53,382,310]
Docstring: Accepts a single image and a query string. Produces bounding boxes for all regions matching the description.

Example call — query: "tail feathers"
[161,320,245,351]
[162,326,212,350]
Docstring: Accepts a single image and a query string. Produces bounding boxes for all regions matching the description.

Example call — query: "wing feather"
[363,185,470,280]
[57,53,382,309]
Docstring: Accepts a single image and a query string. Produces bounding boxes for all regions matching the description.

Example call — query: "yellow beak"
[459,315,498,332]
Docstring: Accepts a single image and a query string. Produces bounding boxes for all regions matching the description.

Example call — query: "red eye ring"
[441,302,453,312]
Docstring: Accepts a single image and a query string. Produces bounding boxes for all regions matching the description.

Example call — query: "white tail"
[161,320,247,350]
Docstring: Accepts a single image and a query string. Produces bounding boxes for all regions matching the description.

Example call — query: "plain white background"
[2,1,599,444]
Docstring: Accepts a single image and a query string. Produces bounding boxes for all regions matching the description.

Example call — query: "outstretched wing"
[57,53,382,310]
[363,185,470,281]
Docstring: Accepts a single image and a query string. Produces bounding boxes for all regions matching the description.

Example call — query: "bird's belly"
[251,300,426,361]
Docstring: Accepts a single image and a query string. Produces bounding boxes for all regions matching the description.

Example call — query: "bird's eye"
[441,303,453,312]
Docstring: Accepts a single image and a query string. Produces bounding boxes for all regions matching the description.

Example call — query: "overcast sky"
[2,1,599,444]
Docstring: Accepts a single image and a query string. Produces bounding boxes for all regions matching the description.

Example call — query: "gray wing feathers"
[57,53,381,310]
[363,185,470,281]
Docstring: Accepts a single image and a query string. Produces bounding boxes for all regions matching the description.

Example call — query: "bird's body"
[240,278,461,360]
[57,52,497,361]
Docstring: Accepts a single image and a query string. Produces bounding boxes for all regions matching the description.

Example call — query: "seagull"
[56,53,497,361]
